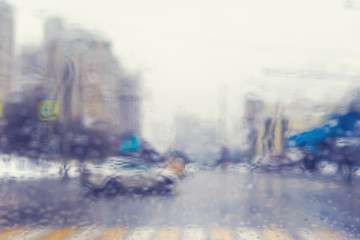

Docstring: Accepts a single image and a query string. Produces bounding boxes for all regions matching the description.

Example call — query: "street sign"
[38,100,59,121]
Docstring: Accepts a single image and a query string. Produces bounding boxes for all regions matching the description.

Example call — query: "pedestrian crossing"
[0,226,355,240]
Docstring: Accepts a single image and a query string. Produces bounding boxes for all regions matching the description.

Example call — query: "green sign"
[38,100,59,121]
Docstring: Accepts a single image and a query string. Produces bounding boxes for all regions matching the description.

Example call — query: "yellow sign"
[38,100,59,121]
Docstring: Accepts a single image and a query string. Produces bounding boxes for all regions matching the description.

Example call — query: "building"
[42,18,141,135]
[0,1,14,102]
[17,45,44,93]
[118,75,142,135]
[244,96,333,159]
[174,113,221,164]
[284,100,331,136]
[255,104,288,156]
[243,96,265,159]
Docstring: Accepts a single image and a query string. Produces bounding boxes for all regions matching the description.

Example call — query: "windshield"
[0,0,360,239]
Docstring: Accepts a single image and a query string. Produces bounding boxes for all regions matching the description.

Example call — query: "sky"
[8,0,360,149]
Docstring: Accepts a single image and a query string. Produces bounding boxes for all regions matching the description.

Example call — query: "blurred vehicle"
[286,111,360,176]
[161,149,192,178]
[184,162,200,174]
[214,147,231,170]
[80,156,178,196]
[227,163,249,174]
[253,152,303,172]
[163,156,186,178]
[117,135,161,164]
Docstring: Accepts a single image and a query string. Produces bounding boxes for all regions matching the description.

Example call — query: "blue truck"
[286,111,360,173]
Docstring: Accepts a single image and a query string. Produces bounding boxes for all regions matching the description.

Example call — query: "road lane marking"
[0,226,353,240]
[262,229,293,240]
[67,226,103,240]
[0,227,33,240]
[210,227,234,240]
[97,226,128,240]
[236,228,266,240]
[12,228,52,240]
[316,230,348,240]
[0,228,26,239]
[125,227,156,240]
[36,227,78,240]
[297,229,319,240]
[1,228,51,240]
[182,225,207,240]
[153,227,180,240]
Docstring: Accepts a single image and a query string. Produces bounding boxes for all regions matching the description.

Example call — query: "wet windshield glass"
[0,0,360,239]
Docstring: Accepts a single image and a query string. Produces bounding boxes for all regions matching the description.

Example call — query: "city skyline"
[0,3,142,143]
[5,0,360,151]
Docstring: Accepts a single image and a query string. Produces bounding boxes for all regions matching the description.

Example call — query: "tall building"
[243,96,264,159]
[42,18,141,135]
[255,104,288,156]
[0,1,14,102]
[244,97,333,158]
[118,75,142,135]
[217,85,227,146]
[17,45,44,92]
[174,113,220,164]
[243,97,289,158]
[284,100,331,135]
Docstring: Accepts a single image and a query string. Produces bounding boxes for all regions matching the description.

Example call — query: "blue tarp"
[287,112,360,149]
[120,135,140,152]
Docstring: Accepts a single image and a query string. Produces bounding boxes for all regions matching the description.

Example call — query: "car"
[163,156,186,178]
[289,137,360,169]
[252,152,303,172]
[80,156,178,196]
[184,162,200,174]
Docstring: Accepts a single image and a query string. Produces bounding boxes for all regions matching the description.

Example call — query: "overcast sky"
[8,0,360,148]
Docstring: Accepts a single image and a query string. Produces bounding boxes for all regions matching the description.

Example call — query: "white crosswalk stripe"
[236,227,266,240]
[182,225,207,240]
[66,226,103,240]
[297,229,319,240]
[11,228,52,240]
[315,230,349,240]
[0,225,352,240]
[126,227,157,240]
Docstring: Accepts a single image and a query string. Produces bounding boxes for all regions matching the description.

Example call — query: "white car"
[81,157,178,196]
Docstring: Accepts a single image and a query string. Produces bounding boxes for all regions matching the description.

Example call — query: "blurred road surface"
[0,169,359,239]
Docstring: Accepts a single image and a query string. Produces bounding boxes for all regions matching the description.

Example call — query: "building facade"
[42,18,141,135]
[0,1,14,102]
[244,96,333,159]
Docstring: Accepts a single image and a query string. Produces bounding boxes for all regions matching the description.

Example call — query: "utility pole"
[218,84,227,146]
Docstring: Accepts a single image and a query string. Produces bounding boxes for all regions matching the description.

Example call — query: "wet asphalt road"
[0,169,359,237]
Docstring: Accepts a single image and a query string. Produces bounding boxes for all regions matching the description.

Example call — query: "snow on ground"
[0,154,80,181]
